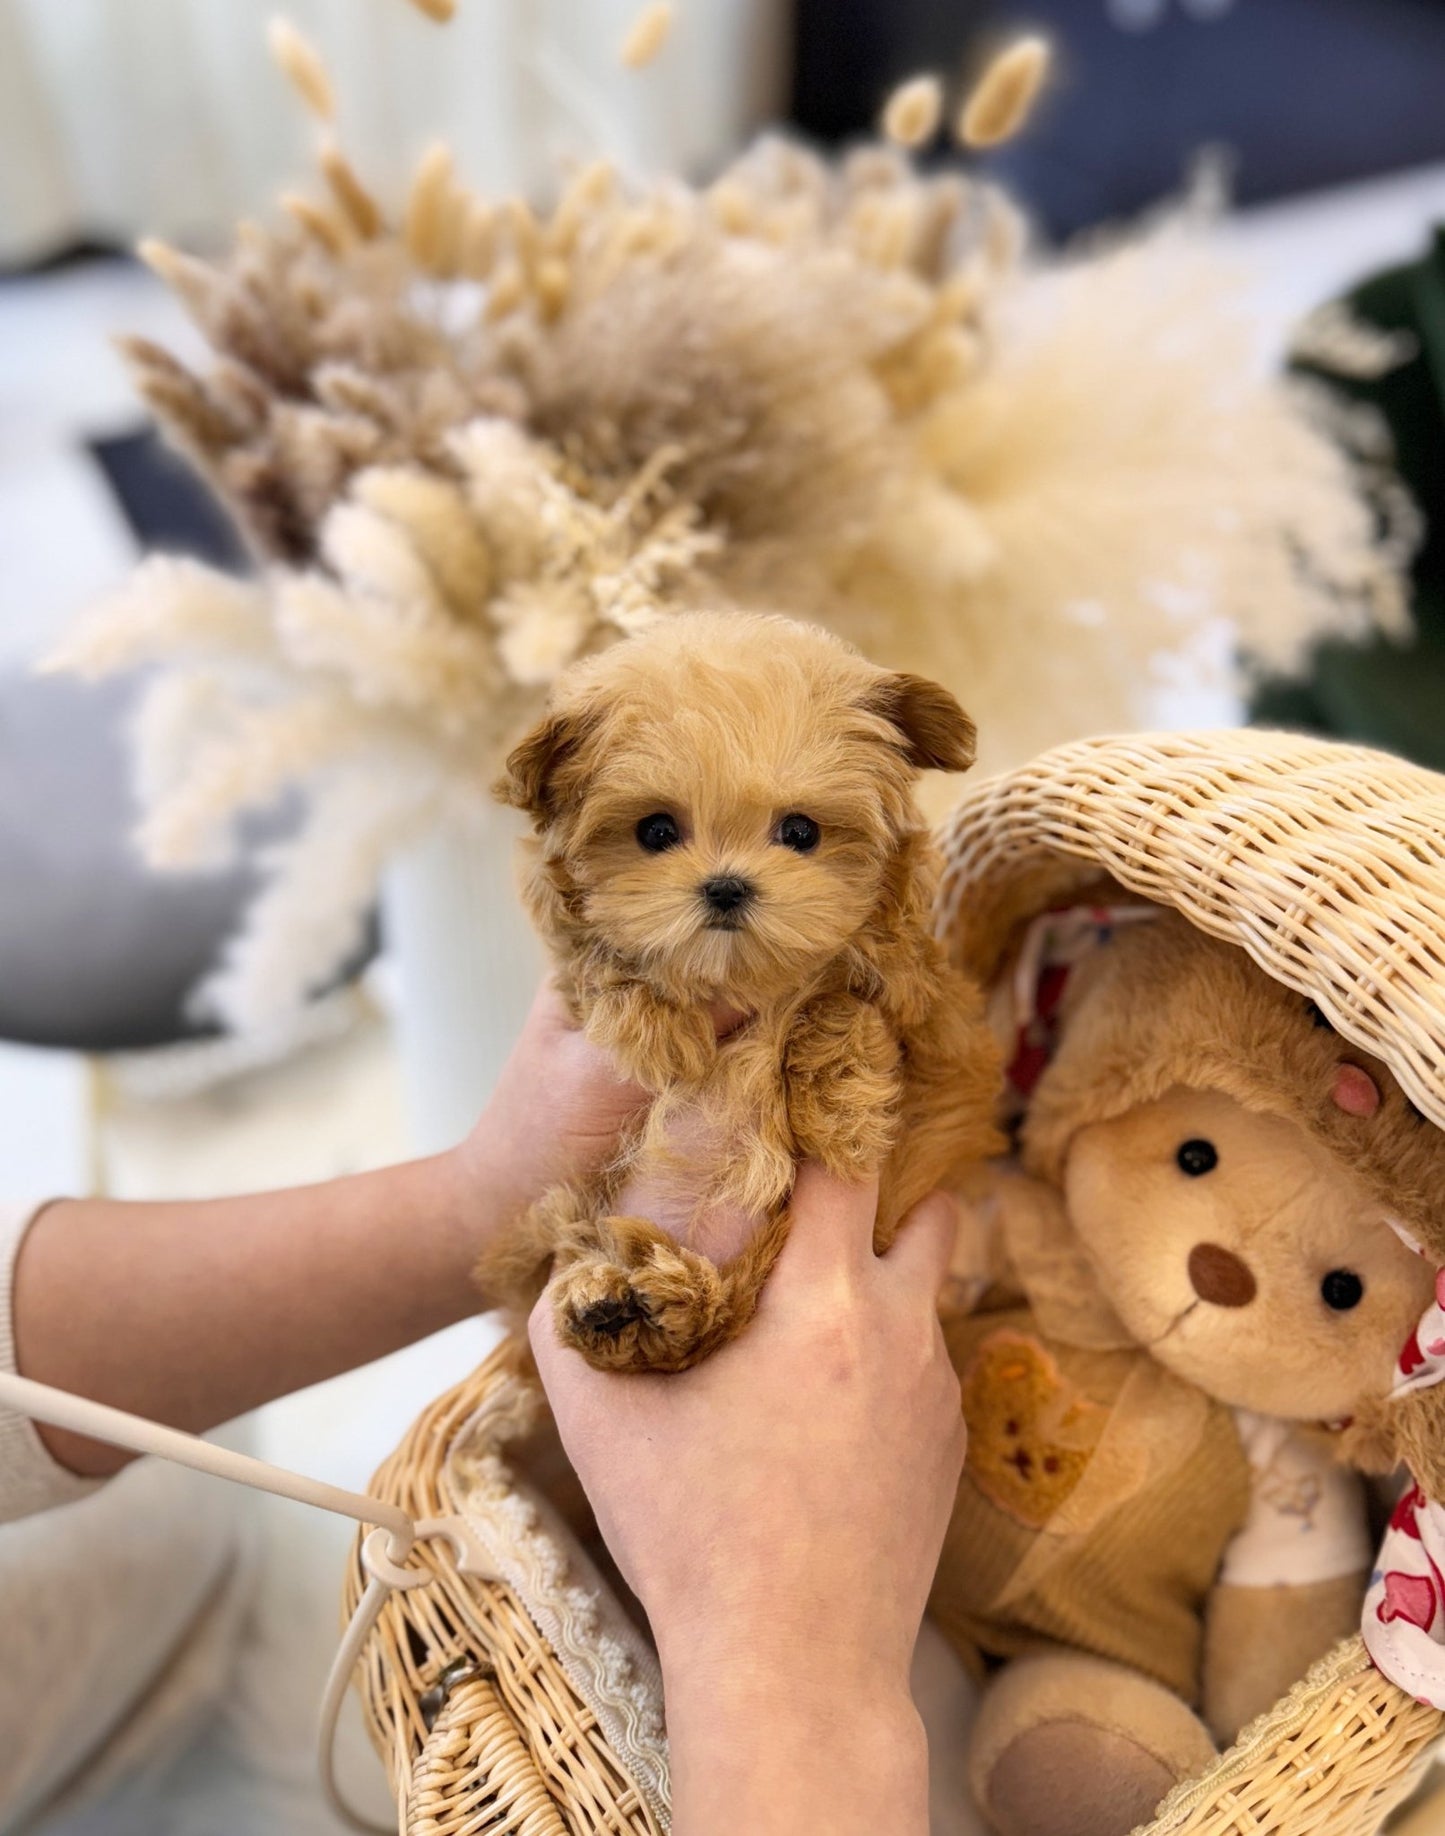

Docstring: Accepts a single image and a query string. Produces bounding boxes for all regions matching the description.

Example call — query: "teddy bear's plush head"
[1019,910,1442,1435]
[1064,1085,1433,1422]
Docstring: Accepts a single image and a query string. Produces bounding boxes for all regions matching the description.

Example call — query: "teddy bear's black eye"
[636,813,681,853]
[775,813,820,853]
[1321,1269,1364,1312]
[1177,1139,1218,1177]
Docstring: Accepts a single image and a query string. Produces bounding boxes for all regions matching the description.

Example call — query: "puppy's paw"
[553,1221,730,1372]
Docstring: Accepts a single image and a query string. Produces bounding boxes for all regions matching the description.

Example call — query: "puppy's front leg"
[478,1176,732,1373]
[474,1179,604,1317]
[784,993,902,1182]
[585,976,716,1091]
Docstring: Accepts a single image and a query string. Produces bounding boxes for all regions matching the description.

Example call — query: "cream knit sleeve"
[0,1202,102,1524]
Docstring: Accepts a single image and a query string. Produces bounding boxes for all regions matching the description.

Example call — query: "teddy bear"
[476,608,1003,1371]
[929,903,1445,1836]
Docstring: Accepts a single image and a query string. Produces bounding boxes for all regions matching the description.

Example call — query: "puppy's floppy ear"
[866,672,977,773]
[494,707,588,823]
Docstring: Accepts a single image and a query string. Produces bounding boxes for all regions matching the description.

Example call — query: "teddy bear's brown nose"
[1187,1242,1257,1308]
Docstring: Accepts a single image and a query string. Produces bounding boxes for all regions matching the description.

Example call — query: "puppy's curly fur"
[477,610,1003,1371]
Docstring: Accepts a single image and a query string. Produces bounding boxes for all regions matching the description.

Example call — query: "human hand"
[452,984,753,1231]
[529,1168,964,1835]
[451,981,650,1227]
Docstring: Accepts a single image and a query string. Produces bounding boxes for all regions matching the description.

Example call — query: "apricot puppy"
[478,610,1001,1372]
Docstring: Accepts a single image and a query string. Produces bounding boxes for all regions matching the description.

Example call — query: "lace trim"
[444,1369,671,1824]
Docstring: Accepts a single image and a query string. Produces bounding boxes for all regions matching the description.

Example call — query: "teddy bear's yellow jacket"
[929,1179,1252,1702]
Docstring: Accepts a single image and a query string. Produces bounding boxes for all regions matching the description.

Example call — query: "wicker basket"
[342,1342,668,1836]
[347,729,1445,1835]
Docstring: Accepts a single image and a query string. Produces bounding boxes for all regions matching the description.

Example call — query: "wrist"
[665,1657,927,1836]
[664,1638,918,1732]
[422,1143,508,1302]
[452,1088,542,1226]
[653,1585,916,1713]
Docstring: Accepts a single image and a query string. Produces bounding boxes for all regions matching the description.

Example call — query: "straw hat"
[935,727,1445,1258]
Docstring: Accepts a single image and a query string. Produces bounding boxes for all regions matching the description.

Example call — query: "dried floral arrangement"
[48,6,1413,1031]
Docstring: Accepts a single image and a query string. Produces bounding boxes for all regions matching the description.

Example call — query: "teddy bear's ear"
[494,707,590,824]
[1343,1384,1445,1501]
[1378,1386,1445,1501]
[866,672,978,773]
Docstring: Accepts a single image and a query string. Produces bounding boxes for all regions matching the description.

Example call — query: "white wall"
[0,0,789,264]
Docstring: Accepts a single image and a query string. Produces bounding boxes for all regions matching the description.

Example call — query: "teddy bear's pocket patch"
[961,1329,1109,1529]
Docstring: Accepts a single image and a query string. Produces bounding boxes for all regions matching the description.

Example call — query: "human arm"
[530,1167,965,1836]
[10,983,645,1478]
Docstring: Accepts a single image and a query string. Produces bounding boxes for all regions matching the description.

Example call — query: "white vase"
[381,805,545,1156]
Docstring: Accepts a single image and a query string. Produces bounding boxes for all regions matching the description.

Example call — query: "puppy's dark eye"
[1321,1269,1364,1311]
[1177,1139,1218,1177]
[1306,1000,1336,1033]
[775,813,820,853]
[636,813,681,853]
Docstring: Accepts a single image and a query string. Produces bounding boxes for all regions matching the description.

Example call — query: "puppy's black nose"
[700,876,755,915]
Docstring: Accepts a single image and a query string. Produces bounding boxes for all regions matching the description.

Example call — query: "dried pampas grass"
[883,76,944,150]
[266,17,335,120]
[959,36,1051,148]
[320,141,383,241]
[53,15,1412,1029]
[621,3,673,70]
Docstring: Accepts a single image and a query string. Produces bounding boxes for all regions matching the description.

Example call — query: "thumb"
[527,1282,623,1434]
[772,1163,881,1287]
[527,1286,565,1385]
[881,1189,961,1299]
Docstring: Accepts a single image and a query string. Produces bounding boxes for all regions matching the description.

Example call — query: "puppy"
[479,610,1002,1372]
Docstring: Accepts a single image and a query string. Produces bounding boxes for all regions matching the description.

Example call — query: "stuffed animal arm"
[1203,1415,1372,1740]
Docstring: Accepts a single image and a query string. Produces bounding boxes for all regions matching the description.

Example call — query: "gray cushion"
[0,670,262,1051]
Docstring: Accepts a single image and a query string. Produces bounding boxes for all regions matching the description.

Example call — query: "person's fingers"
[530,976,573,1029]
[523,976,609,1066]
[565,1025,649,1104]
[525,980,650,1161]
[881,1190,961,1298]
[526,1286,632,1470]
[526,978,597,1063]
[772,1163,881,1285]
[527,1286,566,1384]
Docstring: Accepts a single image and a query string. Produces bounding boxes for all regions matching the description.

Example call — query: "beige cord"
[0,1369,496,1834]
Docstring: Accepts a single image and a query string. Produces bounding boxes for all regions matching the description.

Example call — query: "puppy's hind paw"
[553,1223,730,1373]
